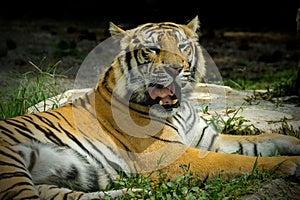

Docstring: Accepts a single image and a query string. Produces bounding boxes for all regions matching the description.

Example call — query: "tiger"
[0,16,300,199]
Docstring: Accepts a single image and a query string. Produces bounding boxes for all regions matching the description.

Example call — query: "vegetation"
[103,162,283,200]
[224,66,298,96]
[0,57,67,120]
[201,103,262,136]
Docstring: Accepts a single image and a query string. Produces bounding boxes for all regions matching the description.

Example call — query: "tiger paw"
[265,156,300,179]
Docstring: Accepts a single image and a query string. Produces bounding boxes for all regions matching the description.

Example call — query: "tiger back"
[0,16,300,199]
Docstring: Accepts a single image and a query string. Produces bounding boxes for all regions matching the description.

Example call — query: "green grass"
[103,162,284,200]
[202,103,262,136]
[0,57,67,120]
[224,68,297,92]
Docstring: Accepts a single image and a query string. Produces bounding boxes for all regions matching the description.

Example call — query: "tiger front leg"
[213,133,300,157]
[147,145,300,182]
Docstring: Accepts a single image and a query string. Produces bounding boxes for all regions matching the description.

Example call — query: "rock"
[26,88,92,114]
[192,83,300,134]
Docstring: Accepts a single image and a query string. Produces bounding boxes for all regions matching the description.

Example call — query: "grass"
[103,162,284,200]
[0,57,67,120]
[224,67,297,92]
[0,59,298,199]
[202,103,262,136]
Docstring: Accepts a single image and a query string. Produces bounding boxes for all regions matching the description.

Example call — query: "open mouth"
[147,83,180,111]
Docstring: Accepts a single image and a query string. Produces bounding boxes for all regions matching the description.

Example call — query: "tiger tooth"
[172,99,178,104]
[159,100,163,105]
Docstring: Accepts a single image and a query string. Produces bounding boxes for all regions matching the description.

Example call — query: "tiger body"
[1,16,300,199]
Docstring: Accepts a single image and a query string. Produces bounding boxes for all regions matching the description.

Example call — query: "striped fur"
[0,16,300,199]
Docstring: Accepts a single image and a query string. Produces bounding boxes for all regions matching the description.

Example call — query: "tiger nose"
[163,65,183,77]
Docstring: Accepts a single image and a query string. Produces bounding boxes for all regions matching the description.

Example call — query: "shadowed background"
[0,1,299,93]
[1,1,299,31]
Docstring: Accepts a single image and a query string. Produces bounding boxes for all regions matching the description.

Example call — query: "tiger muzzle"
[147,65,182,110]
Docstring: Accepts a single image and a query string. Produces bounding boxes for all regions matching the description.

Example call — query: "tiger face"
[110,16,206,117]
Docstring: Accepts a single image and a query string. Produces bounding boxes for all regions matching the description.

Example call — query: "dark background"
[1,1,299,32]
[0,1,299,93]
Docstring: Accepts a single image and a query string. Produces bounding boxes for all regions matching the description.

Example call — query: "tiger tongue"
[148,83,175,100]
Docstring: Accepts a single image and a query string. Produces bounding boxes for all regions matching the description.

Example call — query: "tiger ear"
[186,16,200,32]
[109,22,126,36]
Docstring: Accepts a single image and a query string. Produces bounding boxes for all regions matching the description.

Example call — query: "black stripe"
[111,93,153,119]
[186,102,195,118]
[186,112,198,134]
[117,57,125,74]
[134,49,142,66]
[58,124,90,153]
[63,191,75,200]
[0,160,28,173]
[173,115,185,130]
[14,128,38,142]
[27,150,36,172]
[4,119,34,135]
[145,29,157,38]
[253,143,258,156]
[0,149,25,166]
[77,193,84,199]
[207,134,218,151]
[84,92,91,105]
[173,105,197,136]
[49,190,61,200]
[53,110,74,128]
[138,114,178,132]
[77,127,125,167]
[101,66,114,94]
[94,122,130,152]
[72,101,79,109]
[196,126,209,147]
[141,23,180,35]
[1,182,37,198]
[21,116,64,146]
[11,188,39,200]
[150,135,183,144]
[0,171,32,181]
[86,139,120,175]
[125,47,132,71]
[165,119,178,132]
[79,97,87,110]
[32,114,61,133]
[0,125,22,143]
[44,111,61,120]
[238,142,244,155]
[74,97,96,118]
[158,23,180,29]
[191,44,199,79]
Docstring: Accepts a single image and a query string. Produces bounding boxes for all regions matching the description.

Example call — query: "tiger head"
[108,16,205,117]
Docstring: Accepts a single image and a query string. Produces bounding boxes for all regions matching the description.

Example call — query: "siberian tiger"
[0,16,300,199]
